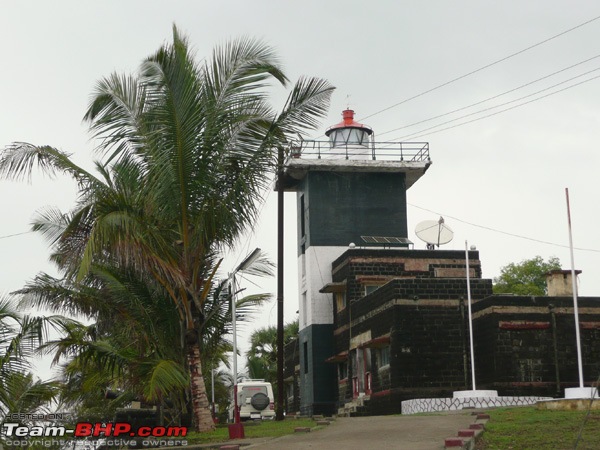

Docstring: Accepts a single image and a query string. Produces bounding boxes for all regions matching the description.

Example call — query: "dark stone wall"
[473,295,600,398]
[332,277,493,414]
[328,250,491,415]
[288,247,600,416]
[331,249,486,328]
[390,300,468,392]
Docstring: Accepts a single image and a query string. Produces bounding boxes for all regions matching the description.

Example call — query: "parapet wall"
[401,396,552,415]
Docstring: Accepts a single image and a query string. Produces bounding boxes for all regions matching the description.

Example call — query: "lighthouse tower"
[281,109,431,415]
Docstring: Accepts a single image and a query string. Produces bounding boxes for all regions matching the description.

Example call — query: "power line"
[358,14,600,122]
[388,69,600,142]
[0,230,34,240]
[376,53,600,138]
[408,203,600,254]
[395,73,600,140]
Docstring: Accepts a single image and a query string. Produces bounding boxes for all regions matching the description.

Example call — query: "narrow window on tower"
[301,244,306,279]
[303,341,309,374]
[300,194,305,238]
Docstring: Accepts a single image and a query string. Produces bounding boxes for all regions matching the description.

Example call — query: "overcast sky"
[2,1,599,379]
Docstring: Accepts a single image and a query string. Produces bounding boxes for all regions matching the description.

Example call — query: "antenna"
[415,216,454,249]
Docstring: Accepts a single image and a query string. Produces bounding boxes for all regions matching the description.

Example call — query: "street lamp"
[229,248,261,439]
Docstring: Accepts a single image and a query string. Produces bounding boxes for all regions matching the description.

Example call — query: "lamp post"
[229,248,261,438]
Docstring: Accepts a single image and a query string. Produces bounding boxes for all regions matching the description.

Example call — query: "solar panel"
[361,236,413,245]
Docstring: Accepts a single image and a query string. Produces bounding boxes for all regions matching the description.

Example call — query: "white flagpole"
[565,188,584,388]
[465,241,476,391]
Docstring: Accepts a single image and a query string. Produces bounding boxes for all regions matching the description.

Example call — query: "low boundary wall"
[401,396,552,415]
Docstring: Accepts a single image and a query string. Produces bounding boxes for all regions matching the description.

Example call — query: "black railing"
[288,140,429,162]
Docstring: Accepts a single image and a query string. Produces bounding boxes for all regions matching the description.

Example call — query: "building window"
[379,346,390,368]
[303,341,309,374]
[300,194,305,237]
[335,292,346,311]
[338,361,348,380]
[301,245,306,279]
[364,284,382,296]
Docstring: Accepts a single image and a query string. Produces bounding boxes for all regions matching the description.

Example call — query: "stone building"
[280,109,600,416]
[284,249,600,416]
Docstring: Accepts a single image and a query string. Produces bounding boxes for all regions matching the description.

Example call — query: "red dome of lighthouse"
[324,109,373,154]
[325,109,373,136]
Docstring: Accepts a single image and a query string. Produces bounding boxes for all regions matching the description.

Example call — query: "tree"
[493,256,561,296]
[0,297,61,434]
[17,267,191,423]
[16,255,271,426]
[0,27,333,431]
[246,321,298,403]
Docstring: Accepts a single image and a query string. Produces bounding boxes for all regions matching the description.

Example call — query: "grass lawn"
[185,418,318,445]
[476,407,600,450]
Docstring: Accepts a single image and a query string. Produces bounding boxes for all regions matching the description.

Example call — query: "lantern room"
[325,109,373,147]
[324,109,373,159]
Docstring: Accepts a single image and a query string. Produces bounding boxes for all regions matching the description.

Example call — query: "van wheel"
[250,392,270,411]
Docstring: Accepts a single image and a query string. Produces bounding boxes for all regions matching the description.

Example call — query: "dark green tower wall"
[297,171,408,254]
[298,324,337,416]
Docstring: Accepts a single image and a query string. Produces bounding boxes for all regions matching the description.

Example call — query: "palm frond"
[31,206,73,247]
[266,76,335,147]
[142,359,188,402]
[84,73,148,165]
[0,142,101,188]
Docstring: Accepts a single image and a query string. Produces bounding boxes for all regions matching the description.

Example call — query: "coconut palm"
[17,257,270,425]
[246,320,299,405]
[0,26,333,430]
[0,297,61,432]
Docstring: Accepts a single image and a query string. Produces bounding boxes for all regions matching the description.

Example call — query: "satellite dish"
[415,217,454,249]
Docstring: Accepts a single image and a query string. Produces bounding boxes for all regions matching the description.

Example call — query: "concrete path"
[244,412,479,450]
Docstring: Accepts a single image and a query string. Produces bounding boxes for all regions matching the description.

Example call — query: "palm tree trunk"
[187,342,215,432]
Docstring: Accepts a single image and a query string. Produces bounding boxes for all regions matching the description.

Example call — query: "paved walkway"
[243,411,479,450]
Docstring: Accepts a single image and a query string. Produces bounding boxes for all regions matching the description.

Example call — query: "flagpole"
[565,188,584,388]
[465,241,476,391]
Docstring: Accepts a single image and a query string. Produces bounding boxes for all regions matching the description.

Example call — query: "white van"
[230,380,275,421]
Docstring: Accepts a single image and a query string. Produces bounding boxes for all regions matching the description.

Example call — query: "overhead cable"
[408,203,600,253]
[377,53,600,138]
[358,14,600,122]
[395,73,600,141]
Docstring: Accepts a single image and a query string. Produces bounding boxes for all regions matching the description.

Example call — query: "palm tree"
[17,257,271,426]
[0,26,333,430]
[246,321,299,402]
[0,297,61,433]
[18,267,189,415]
